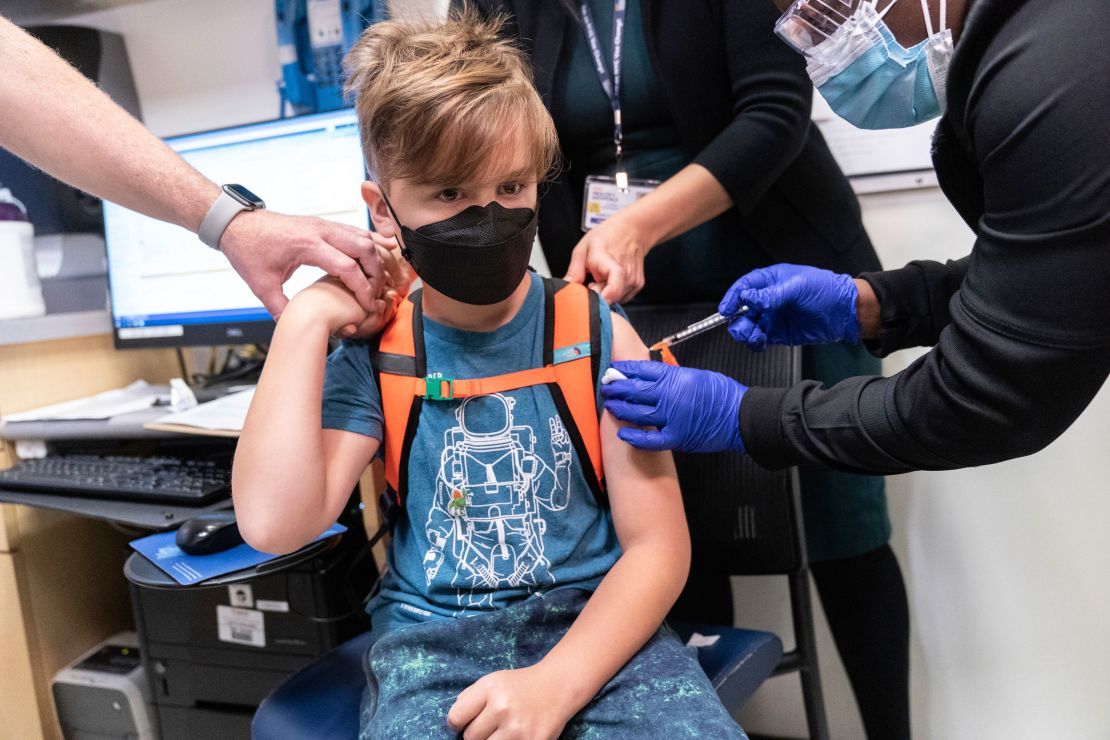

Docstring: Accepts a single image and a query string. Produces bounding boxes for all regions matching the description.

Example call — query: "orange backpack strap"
[372,290,425,510]
[544,277,606,506]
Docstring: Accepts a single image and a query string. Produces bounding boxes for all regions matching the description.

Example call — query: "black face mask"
[382,194,538,306]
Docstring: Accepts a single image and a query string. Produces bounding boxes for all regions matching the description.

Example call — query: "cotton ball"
[601,367,628,385]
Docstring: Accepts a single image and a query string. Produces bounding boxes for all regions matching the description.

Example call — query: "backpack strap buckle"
[422,377,454,401]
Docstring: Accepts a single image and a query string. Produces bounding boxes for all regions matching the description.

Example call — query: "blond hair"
[343,10,559,187]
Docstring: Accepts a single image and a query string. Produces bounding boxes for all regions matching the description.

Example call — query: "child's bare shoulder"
[610,311,648,363]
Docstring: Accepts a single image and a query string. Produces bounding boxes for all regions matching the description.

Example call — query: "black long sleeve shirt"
[742,0,1110,475]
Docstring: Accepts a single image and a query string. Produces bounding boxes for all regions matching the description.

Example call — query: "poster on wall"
[811,93,939,194]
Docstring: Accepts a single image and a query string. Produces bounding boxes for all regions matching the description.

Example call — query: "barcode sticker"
[217,605,265,648]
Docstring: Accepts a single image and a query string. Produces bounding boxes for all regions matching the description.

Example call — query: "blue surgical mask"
[777,0,954,130]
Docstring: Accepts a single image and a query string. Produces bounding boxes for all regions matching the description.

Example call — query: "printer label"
[217,605,265,648]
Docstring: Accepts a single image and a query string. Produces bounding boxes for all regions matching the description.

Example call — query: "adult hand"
[563,213,650,304]
[447,665,572,740]
[601,360,747,453]
[219,209,399,321]
[719,263,860,351]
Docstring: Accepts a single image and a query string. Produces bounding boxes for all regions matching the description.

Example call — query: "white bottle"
[0,186,47,320]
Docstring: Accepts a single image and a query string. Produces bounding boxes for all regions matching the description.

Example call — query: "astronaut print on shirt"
[423,393,574,613]
[322,274,620,626]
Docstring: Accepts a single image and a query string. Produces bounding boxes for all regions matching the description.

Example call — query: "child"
[232,11,745,739]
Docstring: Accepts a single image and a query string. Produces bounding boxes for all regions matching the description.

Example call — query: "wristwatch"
[198,184,266,249]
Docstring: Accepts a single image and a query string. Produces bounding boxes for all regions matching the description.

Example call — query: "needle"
[649,306,749,352]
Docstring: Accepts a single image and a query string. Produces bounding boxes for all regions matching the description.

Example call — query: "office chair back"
[622,304,802,573]
[623,303,829,740]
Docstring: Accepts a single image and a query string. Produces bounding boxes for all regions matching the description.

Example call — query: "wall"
[64,0,447,136]
[62,0,280,136]
[863,192,1110,740]
[55,1,1110,737]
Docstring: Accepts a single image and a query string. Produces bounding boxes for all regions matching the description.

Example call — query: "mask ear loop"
[875,0,900,21]
[858,0,897,35]
[919,0,935,36]
[376,185,416,268]
[376,186,403,231]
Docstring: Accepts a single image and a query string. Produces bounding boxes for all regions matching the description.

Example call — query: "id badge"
[581,175,661,231]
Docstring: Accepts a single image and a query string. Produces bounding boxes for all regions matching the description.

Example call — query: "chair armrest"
[669,620,783,713]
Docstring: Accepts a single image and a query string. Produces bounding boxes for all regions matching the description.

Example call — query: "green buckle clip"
[423,377,454,400]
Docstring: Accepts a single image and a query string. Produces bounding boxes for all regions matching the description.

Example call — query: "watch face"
[223,184,265,209]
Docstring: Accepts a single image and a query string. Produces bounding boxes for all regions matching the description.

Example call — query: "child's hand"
[286,276,390,337]
[447,664,576,740]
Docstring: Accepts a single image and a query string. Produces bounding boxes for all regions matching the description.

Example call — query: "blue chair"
[252,628,373,738]
[254,302,813,738]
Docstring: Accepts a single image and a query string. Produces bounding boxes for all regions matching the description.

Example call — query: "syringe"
[649,306,749,352]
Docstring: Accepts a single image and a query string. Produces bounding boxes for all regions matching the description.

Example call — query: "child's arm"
[232,278,383,554]
[448,313,690,738]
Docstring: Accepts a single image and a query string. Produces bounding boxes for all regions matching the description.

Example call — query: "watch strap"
[199,187,253,250]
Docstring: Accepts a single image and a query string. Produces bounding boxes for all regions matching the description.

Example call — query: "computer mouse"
[175,511,244,556]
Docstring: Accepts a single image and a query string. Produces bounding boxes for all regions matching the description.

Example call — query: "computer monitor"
[104,109,369,348]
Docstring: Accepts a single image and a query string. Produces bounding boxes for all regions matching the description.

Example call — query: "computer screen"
[104,109,368,348]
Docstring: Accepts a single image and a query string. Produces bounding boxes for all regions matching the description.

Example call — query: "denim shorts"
[359,588,747,739]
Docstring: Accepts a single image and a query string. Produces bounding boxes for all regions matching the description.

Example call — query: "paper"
[686,632,722,649]
[14,440,47,459]
[3,380,160,422]
[169,377,198,413]
[148,387,255,432]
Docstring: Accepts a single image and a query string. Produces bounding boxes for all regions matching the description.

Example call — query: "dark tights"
[810,543,910,740]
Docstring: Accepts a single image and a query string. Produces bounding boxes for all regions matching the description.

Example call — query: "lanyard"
[579,0,629,189]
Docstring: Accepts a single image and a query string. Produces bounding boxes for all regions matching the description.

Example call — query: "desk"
[0,330,388,740]
[0,489,231,529]
[0,331,179,740]
[0,405,233,531]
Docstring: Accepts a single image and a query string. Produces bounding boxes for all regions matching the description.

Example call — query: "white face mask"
[776,0,954,129]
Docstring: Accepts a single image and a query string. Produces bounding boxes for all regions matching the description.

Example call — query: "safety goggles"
[775,0,872,54]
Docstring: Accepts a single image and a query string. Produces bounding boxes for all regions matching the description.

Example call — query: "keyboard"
[0,454,232,505]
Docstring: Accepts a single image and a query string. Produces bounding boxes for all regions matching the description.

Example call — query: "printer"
[52,631,156,740]
[127,499,376,739]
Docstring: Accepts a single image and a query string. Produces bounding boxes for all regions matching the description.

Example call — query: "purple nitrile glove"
[600,360,747,453]
[719,263,860,351]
